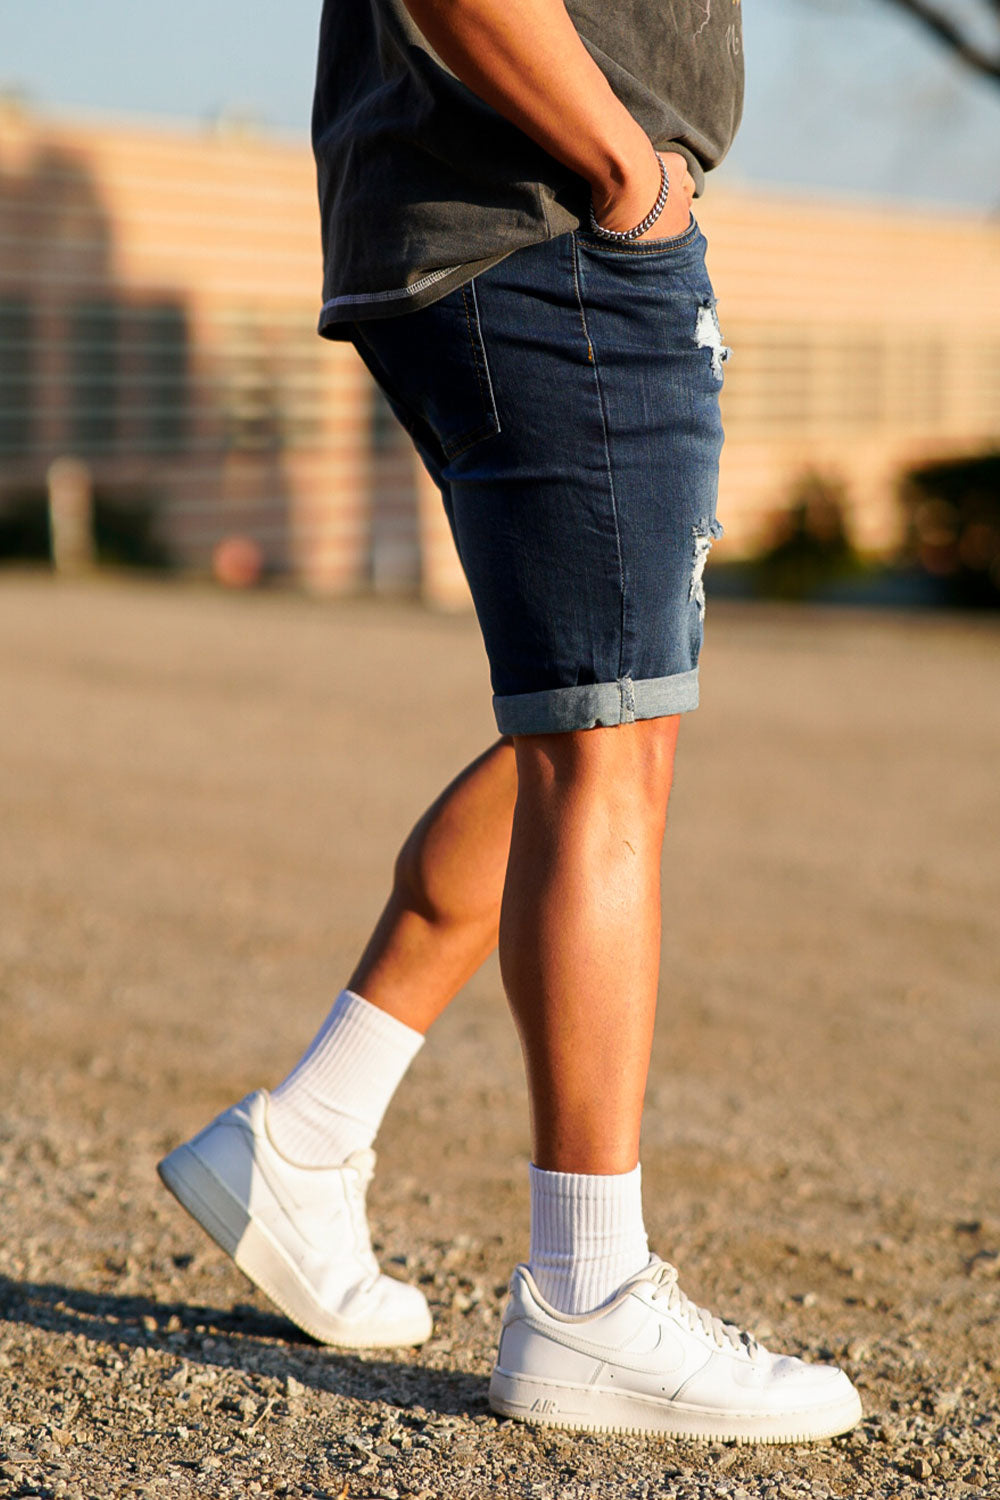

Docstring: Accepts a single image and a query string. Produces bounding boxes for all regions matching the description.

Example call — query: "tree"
[878,0,1000,86]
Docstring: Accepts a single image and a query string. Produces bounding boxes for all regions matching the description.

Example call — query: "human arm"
[398,0,696,238]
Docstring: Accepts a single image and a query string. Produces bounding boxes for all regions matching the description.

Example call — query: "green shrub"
[899,452,1000,608]
[0,486,172,571]
[753,470,859,600]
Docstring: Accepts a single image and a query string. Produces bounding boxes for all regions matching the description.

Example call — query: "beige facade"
[1,102,997,604]
[697,189,1000,558]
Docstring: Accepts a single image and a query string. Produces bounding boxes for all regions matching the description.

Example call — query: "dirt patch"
[0,575,997,1499]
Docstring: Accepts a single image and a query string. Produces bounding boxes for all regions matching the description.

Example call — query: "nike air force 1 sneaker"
[489,1257,862,1442]
[157,1090,432,1348]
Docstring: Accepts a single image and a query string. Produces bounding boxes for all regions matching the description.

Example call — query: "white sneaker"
[489,1258,862,1443]
[157,1090,432,1348]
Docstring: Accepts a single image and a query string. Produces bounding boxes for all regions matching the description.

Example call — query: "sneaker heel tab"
[343,1146,377,1171]
[239,1088,269,1124]
[505,1264,543,1316]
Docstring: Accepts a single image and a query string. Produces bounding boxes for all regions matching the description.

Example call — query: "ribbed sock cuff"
[529,1163,650,1315]
[267,988,424,1166]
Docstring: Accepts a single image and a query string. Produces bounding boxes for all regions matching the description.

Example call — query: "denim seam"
[442,420,499,461]
[460,282,491,418]
[568,233,593,361]
[569,233,628,686]
[354,295,498,465]
[436,283,499,460]
[444,279,501,460]
[442,422,497,461]
[574,220,700,258]
[620,676,637,723]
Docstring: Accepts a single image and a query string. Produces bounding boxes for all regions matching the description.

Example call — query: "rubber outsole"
[488,1368,863,1443]
[157,1143,432,1350]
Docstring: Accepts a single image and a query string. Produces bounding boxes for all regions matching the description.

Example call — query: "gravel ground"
[0,573,997,1500]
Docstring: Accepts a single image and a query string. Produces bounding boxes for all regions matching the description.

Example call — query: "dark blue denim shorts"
[349,217,728,736]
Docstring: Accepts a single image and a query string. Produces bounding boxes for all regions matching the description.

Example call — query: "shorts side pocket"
[352,281,501,465]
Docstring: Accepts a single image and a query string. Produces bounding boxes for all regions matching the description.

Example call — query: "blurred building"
[1,101,998,605]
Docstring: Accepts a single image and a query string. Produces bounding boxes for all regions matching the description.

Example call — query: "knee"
[515,716,679,815]
[627,716,680,803]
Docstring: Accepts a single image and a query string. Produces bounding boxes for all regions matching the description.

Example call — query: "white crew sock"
[266,988,424,1166]
[528,1163,650,1315]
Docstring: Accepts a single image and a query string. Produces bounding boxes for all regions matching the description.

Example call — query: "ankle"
[528,1163,650,1315]
[267,988,423,1167]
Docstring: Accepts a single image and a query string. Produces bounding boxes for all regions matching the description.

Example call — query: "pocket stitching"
[575,218,700,258]
[441,281,500,460]
[353,286,501,465]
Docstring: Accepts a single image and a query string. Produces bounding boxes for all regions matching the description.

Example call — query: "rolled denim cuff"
[493,669,699,736]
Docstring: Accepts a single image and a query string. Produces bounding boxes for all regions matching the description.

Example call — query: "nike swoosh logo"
[521,1316,689,1375]
[244,1145,353,1245]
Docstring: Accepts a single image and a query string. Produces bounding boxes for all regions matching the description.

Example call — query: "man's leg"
[270,714,673,1181]
[501,718,677,1175]
[262,738,516,1165]
[256,714,675,1321]
[349,737,516,1032]
[496,717,676,1317]
[488,722,862,1443]
[272,713,674,1184]
[157,738,519,1347]
[159,707,673,1322]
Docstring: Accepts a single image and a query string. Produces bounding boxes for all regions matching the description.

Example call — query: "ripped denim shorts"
[349,217,728,736]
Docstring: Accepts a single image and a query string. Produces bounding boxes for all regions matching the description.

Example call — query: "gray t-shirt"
[314,0,744,339]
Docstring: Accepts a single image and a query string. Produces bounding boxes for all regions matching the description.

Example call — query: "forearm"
[399,0,664,228]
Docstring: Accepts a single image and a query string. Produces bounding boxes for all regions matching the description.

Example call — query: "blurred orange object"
[212,535,264,588]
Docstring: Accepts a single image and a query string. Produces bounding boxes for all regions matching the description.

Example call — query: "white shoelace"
[648,1260,762,1358]
[342,1157,381,1284]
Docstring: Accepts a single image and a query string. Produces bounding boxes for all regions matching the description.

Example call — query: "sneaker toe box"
[760,1354,858,1403]
[680,1347,859,1418]
[333,1272,433,1345]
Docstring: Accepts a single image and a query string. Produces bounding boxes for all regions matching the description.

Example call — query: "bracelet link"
[589,150,670,243]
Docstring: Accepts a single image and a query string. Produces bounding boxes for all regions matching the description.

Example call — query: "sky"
[1,0,998,210]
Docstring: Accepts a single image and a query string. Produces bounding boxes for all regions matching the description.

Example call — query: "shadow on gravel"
[0,1275,489,1417]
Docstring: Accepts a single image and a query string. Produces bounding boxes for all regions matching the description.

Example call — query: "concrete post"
[47,458,96,574]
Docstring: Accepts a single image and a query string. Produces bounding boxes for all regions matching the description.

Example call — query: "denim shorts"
[349,217,728,736]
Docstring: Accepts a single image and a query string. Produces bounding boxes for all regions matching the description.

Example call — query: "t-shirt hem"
[317,252,514,339]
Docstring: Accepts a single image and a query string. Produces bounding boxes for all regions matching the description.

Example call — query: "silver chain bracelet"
[588,150,670,242]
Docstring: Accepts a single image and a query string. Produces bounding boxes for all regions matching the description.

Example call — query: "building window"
[222,313,322,452]
[135,302,188,452]
[721,329,813,430]
[0,298,34,456]
[70,301,120,453]
[224,316,282,451]
[278,320,322,450]
[371,384,401,452]
[722,326,896,434]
